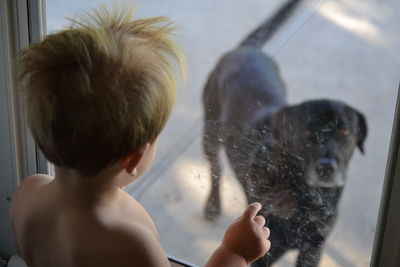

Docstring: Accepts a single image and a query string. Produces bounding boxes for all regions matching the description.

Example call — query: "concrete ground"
[47,0,400,266]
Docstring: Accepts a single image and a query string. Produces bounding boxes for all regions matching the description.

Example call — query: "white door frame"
[0,0,47,257]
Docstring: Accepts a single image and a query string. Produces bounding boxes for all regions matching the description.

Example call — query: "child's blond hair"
[19,4,185,176]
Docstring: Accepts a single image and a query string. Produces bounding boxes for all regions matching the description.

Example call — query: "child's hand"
[222,202,271,264]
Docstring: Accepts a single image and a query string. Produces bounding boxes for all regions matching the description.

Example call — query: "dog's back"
[204,48,285,128]
[203,0,302,129]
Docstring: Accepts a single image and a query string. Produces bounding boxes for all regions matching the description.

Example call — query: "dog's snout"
[315,158,337,179]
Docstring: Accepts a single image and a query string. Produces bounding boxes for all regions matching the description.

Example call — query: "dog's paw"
[204,201,221,221]
[204,208,220,221]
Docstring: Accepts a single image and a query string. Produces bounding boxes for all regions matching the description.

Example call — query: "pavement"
[48,0,400,266]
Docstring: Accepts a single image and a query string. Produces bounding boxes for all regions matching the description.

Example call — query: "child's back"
[12,172,168,267]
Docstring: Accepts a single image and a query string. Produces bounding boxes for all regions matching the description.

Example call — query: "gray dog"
[202,1,367,266]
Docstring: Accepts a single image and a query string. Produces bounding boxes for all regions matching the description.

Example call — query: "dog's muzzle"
[315,158,337,181]
[307,157,345,188]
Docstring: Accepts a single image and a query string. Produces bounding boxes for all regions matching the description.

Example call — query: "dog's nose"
[315,158,337,179]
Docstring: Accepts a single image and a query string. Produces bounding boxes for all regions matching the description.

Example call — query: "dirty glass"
[46,0,399,266]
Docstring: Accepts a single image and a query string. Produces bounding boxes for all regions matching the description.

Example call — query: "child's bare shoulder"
[100,221,170,266]
[11,174,52,212]
[15,174,52,194]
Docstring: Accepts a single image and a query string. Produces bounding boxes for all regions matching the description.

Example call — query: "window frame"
[0,0,48,257]
[370,87,400,267]
[0,1,399,266]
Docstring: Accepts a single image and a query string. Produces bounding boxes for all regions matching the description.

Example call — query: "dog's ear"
[355,110,367,154]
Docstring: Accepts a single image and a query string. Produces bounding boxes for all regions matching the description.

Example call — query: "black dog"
[202,1,367,266]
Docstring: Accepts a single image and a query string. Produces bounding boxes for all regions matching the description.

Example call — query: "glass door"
[1,0,397,266]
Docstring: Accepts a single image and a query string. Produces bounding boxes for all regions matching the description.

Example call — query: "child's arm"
[204,202,270,267]
[114,202,269,267]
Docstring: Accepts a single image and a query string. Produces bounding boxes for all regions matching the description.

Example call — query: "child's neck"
[52,166,126,205]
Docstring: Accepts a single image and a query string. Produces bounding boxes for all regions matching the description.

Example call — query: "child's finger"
[263,226,270,238]
[242,202,262,221]
[253,215,266,226]
[265,239,271,251]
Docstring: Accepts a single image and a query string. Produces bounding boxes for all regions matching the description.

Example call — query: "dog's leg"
[251,245,287,267]
[295,242,323,267]
[203,119,223,221]
[251,217,291,267]
[203,71,223,220]
[251,256,268,267]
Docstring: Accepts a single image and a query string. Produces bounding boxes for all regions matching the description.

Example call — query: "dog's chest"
[292,188,341,237]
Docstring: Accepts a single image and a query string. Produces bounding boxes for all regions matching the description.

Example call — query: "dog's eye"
[337,129,350,137]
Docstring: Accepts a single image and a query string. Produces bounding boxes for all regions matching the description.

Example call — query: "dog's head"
[271,100,367,188]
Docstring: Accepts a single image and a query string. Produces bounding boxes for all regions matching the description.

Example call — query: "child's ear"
[121,144,150,173]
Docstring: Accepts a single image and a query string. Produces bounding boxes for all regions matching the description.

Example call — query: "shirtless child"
[10,4,270,267]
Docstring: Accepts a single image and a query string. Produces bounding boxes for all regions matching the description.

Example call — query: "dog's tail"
[239,0,303,49]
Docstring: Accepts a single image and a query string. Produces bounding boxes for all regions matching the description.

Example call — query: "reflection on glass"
[45,0,400,266]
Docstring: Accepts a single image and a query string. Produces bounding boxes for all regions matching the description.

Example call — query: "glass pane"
[45,0,400,266]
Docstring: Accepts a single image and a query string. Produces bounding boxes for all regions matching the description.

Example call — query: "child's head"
[19,4,185,177]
